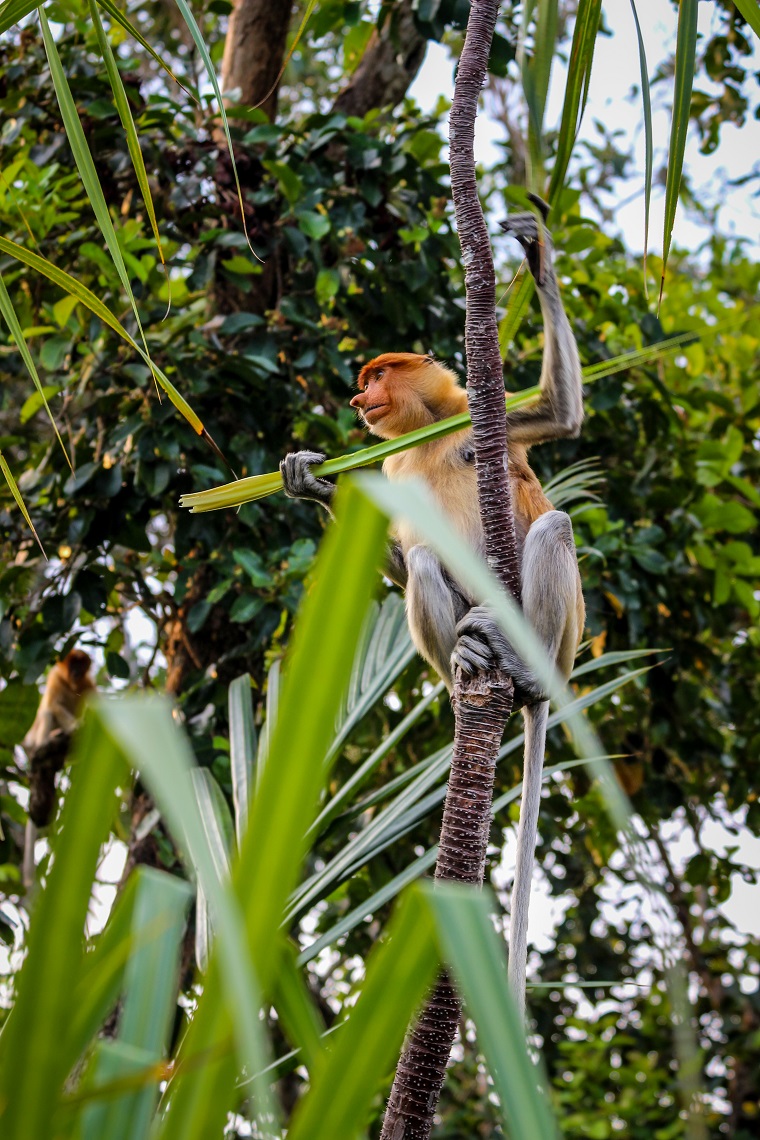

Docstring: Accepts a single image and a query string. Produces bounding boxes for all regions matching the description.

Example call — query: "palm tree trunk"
[380,3,519,1137]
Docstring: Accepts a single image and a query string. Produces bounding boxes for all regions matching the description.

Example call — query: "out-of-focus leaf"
[97,696,276,1130]
[430,884,559,1140]
[81,870,191,1140]
[228,674,256,842]
[156,482,388,1140]
[0,709,127,1139]
[286,885,439,1140]
[271,940,326,1074]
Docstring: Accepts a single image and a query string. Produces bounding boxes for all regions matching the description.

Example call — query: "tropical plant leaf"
[548,0,602,202]
[733,0,760,40]
[660,0,698,303]
[543,457,603,508]
[285,885,439,1140]
[39,10,153,366]
[181,311,751,516]
[255,658,280,789]
[97,696,277,1129]
[0,710,127,1140]
[0,235,229,457]
[628,0,653,288]
[89,0,167,270]
[520,0,559,184]
[155,483,389,1140]
[271,939,327,1074]
[191,767,235,970]
[80,870,191,1140]
[228,673,256,841]
[429,884,559,1139]
[173,0,262,262]
[94,0,189,94]
[180,388,538,514]
[310,679,446,840]
[0,272,69,465]
[0,0,38,35]
[0,447,46,554]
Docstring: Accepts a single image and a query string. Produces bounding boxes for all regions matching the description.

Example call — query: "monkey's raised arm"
[500,213,583,447]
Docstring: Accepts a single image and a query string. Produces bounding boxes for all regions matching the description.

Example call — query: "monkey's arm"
[500,212,583,446]
[280,450,408,589]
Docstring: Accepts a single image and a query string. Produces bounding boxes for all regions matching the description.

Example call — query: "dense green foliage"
[0,4,759,1137]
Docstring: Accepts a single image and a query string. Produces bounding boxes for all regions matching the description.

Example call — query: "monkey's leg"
[405,545,461,690]
[280,451,336,514]
[452,510,582,702]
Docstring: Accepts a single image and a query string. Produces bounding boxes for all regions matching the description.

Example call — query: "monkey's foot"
[499,211,554,286]
[452,605,547,709]
[280,450,335,509]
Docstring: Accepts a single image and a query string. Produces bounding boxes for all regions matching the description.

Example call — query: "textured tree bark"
[220,0,294,119]
[332,0,427,119]
[380,3,519,1138]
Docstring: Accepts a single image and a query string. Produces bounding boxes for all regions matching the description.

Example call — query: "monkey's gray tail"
[507,699,549,1020]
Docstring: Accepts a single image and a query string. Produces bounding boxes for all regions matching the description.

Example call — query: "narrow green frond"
[0,449,45,554]
[660,0,698,304]
[173,0,263,263]
[89,0,167,270]
[0,273,70,467]
[629,0,653,289]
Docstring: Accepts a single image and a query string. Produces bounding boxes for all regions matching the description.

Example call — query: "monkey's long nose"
[350,392,366,409]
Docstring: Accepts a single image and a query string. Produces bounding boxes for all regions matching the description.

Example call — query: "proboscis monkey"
[22,649,95,890]
[280,206,585,1015]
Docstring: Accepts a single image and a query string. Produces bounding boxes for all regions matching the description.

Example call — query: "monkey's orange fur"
[351,353,555,552]
[24,649,95,752]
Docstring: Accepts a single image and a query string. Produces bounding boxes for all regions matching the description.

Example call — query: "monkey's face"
[65,649,92,683]
[350,368,392,431]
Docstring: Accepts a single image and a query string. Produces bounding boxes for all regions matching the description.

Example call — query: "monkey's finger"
[451,634,493,676]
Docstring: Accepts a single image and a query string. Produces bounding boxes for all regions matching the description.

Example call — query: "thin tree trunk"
[220,0,294,119]
[380,3,519,1137]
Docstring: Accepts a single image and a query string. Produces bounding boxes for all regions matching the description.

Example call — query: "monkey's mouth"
[362,403,389,420]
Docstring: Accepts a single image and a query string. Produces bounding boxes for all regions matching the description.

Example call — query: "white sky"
[410,0,760,257]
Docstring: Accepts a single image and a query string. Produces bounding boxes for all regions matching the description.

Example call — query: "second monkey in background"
[281,208,585,1016]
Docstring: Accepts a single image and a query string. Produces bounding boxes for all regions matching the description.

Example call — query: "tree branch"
[332,0,427,119]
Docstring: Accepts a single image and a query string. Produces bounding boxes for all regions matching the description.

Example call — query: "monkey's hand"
[451,605,547,709]
[499,208,554,288]
[280,451,335,515]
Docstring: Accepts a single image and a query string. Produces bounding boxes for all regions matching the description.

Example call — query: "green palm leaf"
[660,0,698,303]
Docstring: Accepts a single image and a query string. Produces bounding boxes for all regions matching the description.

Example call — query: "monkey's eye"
[463,448,475,464]
[375,369,384,380]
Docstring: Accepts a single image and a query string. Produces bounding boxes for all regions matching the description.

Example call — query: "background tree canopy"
[0,1,758,1136]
